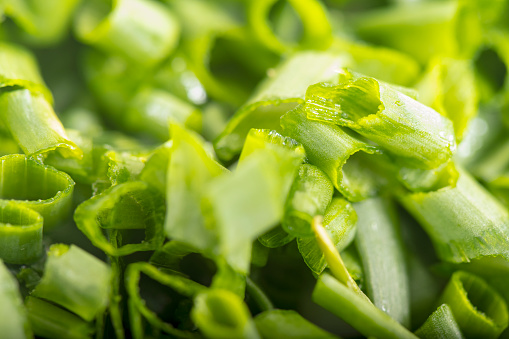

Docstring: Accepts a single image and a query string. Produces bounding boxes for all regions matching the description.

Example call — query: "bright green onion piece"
[32,244,111,322]
[354,1,482,64]
[215,51,346,161]
[0,89,81,158]
[304,70,456,169]
[400,167,509,263]
[125,262,205,339]
[0,154,75,231]
[0,42,52,102]
[312,273,418,339]
[254,309,337,339]
[329,38,420,87]
[75,0,180,66]
[125,87,202,141]
[0,200,42,264]
[438,271,508,338]
[139,141,172,195]
[192,289,260,339]
[398,160,459,193]
[165,124,226,253]
[0,259,32,339]
[282,164,334,237]
[205,144,303,273]
[74,181,165,256]
[297,197,357,275]
[280,105,380,201]
[25,296,94,339]
[4,0,80,45]
[416,58,478,141]
[415,304,464,339]
[247,0,332,54]
[354,198,410,327]
[258,226,294,248]
[238,128,306,164]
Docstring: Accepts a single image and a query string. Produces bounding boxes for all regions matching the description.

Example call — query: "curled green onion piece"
[25,296,94,339]
[258,226,294,248]
[354,198,410,327]
[215,51,345,161]
[247,0,332,54]
[280,105,380,201]
[0,42,52,102]
[438,271,509,338]
[304,70,456,170]
[0,259,32,339]
[0,200,42,264]
[0,89,81,158]
[4,0,80,45]
[125,262,205,339]
[0,154,75,231]
[297,197,357,275]
[192,289,260,339]
[254,309,337,339]
[32,244,111,322]
[415,304,464,339]
[74,181,165,256]
[75,0,180,66]
[282,164,334,237]
[138,141,172,195]
[400,166,509,263]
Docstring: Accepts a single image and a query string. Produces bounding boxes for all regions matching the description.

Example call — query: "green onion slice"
[32,244,111,322]
[0,154,75,231]
[0,200,42,264]
[438,271,509,338]
[74,181,165,256]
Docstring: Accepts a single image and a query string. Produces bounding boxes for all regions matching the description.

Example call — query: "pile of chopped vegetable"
[1,0,509,338]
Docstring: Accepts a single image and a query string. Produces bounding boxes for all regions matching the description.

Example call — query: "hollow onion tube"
[312,273,418,339]
[125,262,206,339]
[0,89,81,158]
[254,309,337,339]
[25,296,94,339]
[247,0,332,54]
[304,70,456,169]
[0,154,75,231]
[4,0,80,45]
[415,304,464,339]
[354,198,410,327]
[32,244,111,322]
[192,289,260,339]
[399,167,509,263]
[0,42,52,102]
[74,181,165,256]
[282,164,334,237]
[280,105,380,202]
[297,197,357,275]
[438,271,508,338]
[0,200,42,264]
[214,51,346,161]
[0,259,31,339]
[125,87,202,141]
[74,0,180,66]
